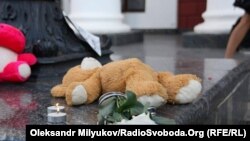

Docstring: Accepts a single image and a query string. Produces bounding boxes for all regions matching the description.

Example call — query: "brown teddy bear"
[51,57,202,107]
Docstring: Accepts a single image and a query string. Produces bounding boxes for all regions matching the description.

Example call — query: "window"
[122,0,146,12]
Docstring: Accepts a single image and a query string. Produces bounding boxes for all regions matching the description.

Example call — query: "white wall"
[62,0,71,14]
[124,0,177,29]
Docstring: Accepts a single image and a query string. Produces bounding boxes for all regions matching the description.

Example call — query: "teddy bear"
[51,57,202,107]
[0,23,37,82]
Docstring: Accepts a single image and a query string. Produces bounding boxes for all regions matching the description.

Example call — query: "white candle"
[47,112,67,124]
[47,104,65,114]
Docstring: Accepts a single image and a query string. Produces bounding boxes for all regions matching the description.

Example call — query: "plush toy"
[51,57,202,107]
[0,23,37,82]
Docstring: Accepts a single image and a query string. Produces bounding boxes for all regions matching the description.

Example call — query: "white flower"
[114,113,157,125]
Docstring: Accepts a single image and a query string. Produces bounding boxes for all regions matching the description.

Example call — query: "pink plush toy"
[0,23,37,82]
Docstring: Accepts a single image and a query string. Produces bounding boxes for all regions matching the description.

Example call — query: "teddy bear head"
[0,23,25,53]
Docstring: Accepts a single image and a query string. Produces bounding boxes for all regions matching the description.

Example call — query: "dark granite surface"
[0,57,250,140]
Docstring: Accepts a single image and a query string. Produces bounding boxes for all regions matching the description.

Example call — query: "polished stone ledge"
[157,59,250,124]
[0,57,249,140]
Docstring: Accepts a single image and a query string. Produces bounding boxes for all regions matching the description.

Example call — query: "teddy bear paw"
[138,95,166,107]
[18,63,31,79]
[71,85,88,105]
[175,80,202,104]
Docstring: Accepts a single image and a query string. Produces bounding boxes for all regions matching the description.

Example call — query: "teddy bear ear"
[80,57,102,70]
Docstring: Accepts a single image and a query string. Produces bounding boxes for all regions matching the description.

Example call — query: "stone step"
[100,30,144,46]
[182,31,250,49]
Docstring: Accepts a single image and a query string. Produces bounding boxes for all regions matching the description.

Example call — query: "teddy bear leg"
[65,72,101,106]
[158,73,202,104]
[125,72,168,107]
[1,61,31,82]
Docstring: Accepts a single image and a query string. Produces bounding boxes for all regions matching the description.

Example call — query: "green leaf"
[116,91,137,112]
[112,112,123,122]
[105,116,117,123]
[104,112,126,124]
[151,115,176,125]
[116,97,126,108]
[98,99,116,119]
[130,101,144,116]
[122,110,132,120]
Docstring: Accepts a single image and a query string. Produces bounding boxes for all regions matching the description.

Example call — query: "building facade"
[62,0,243,34]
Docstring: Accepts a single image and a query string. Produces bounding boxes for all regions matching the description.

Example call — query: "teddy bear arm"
[65,71,101,106]
[159,74,202,104]
[18,53,37,66]
[50,66,83,97]
[51,84,67,97]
